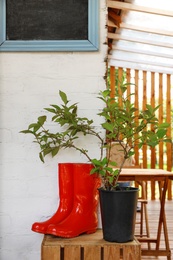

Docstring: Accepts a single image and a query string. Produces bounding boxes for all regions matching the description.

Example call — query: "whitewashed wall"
[0,2,107,260]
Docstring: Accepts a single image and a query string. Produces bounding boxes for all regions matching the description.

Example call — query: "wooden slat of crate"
[103,245,121,260]
[41,229,141,260]
[83,245,101,260]
[123,244,141,260]
[41,244,60,260]
[64,245,81,260]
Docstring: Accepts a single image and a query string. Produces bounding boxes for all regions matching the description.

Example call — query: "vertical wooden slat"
[110,66,115,99]
[123,244,141,260]
[150,72,156,200]
[126,68,132,148]
[166,74,172,200]
[134,70,139,166]
[64,245,81,260]
[166,74,172,170]
[158,73,164,169]
[103,245,120,260]
[118,67,123,106]
[150,72,156,169]
[142,71,148,198]
[41,245,61,260]
[118,67,123,81]
[126,68,131,98]
[142,71,147,169]
[84,245,100,260]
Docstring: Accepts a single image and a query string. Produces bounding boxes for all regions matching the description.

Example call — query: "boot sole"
[48,228,97,238]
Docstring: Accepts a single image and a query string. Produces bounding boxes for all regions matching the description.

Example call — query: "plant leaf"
[38,116,46,126]
[158,122,170,128]
[51,147,60,157]
[157,129,167,138]
[44,108,56,113]
[20,130,33,134]
[102,122,114,132]
[39,152,44,162]
[59,90,68,104]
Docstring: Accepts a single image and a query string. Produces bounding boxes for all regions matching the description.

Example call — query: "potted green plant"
[21,84,170,242]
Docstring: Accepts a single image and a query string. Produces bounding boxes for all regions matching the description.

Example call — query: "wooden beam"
[108,32,173,48]
[111,45,173,59]
[108,10,121,27]
[107,0,173,17]
[120,23,173,37]
[107,21,173,37]
[107,19,118,28]
[108,54,172,68]
[108,10,121,23]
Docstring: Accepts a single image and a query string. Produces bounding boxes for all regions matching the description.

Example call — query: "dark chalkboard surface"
[6,0,88,41]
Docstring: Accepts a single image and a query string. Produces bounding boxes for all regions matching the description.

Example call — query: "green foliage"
[21,85,171,190]
[20,91,99,163]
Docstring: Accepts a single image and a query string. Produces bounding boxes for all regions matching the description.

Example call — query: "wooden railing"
[109,66,173,199]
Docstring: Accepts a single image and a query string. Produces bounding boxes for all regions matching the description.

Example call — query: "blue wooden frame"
[0,0,99,52]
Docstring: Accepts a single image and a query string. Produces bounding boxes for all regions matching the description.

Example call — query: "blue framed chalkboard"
[0,0,99,52]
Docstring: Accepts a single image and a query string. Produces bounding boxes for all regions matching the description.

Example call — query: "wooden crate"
[41,229,141,260]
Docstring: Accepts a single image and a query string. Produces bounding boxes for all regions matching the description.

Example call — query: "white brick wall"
[0,2,107,259]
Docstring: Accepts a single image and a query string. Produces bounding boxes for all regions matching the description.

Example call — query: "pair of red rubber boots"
[31,163,101,238]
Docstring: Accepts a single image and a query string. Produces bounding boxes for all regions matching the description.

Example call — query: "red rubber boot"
[47,163,101,238]
[31,163,74,234]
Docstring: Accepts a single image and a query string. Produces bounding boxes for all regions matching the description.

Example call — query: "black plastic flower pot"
[98,187,139,243]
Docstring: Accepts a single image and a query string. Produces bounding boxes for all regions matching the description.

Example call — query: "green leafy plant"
[21,86,170,190]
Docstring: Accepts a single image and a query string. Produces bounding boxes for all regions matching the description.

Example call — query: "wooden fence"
[109,66,173,199]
